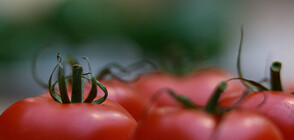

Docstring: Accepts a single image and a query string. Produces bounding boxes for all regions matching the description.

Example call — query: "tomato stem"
[270,61,283,91]
[71,64,83,103]
[48,54,108,104]
[205,82,227,113]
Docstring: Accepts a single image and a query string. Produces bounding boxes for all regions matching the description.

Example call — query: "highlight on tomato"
[0,54,137,140]
[96,78,149,121]
[130,82,283,140]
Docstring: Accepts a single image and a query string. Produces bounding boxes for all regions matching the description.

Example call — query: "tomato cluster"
[1,53,294,140]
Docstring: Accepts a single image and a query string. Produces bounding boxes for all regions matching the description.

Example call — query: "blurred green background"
[0,1,225,70]
[2,1,294,113]
[0,0,244,113]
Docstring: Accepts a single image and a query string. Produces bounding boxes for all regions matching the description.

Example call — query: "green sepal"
[84,57,98,103]
[205,82,227,113]
[58,62,70,103]
[168,90,198,109]
[92,80,108,104]
[229,78,268,91]
[48,61,62,103]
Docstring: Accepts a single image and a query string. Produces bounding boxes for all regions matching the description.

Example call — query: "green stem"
[71,64,83,103]
[270,61,283,91]
[48,54,108,104]
[205,82,227,113]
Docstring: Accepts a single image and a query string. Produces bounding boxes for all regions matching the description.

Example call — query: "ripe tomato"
[0,56,137,140]
[0,94,137,140]
[131,81,282,140]
[219,61,294,139]
[130,106,283,140]
[131,68,244,107]
[221,91,294,140]
[92,78,149,121]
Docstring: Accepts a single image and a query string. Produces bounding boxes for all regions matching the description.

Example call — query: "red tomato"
[0,94,137,140]
[130,106,283,140]
[221,91,294,140]
[131,68,244,107]
[90,78,149,121]
[284,82,294,93]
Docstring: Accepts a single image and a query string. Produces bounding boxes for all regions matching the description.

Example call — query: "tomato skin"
[131,68,244,107]
[130,107,283,140]
[0,94,137,140]
[131,107,215,140]
[221,91,294,140]
[214,111,283,140]
[97,78,149,121]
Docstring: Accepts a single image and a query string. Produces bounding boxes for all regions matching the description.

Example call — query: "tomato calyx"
[48,54,108,104]
[157,81,228,116]
[204,82,227,114]
[231,61,283,93]
[235,27,283,92]
[96,60,158,81]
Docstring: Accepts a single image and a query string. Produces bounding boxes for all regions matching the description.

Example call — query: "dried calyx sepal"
[223,27,286,108]
[231,26,283,93]
[96,60,158,81]
[48,54,108,104]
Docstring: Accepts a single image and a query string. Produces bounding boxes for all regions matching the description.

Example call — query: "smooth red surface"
[131,107,283,140]
[221,91,294,140]
[131,68,244,107]
[96,79,149,121]
[0,94,137,140]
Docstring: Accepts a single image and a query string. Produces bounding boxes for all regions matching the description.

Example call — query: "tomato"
[131,68,244,107]
[0,94,137,140]
[93,78,149,121]
[219,61,294,139]
[0,56,137,140]
[221,91,294,140]
[130,81,282,140]
[130,106,283,140]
